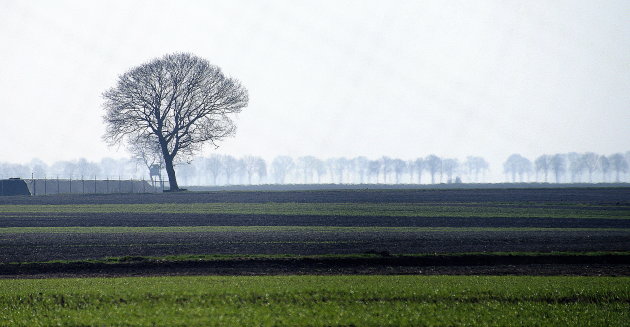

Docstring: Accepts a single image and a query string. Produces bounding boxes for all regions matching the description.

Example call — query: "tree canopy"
[103,53,248,191]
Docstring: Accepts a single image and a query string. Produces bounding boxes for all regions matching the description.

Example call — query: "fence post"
[44,176,47,195]
[94,176,97,194]
[82,176,85,194]
[69,177,72,194]
[131,178,134,193]
[32,173,35,196]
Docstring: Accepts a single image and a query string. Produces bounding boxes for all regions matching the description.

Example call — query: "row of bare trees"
[2,152,628,186]
[172,155,489,185]
[0,158,147,181]
[504,152,630,183]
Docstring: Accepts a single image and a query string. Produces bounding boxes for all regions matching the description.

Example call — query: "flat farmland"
[1,188,629,276]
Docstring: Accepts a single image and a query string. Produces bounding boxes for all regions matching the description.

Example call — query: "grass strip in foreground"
[1,275,628,326]
[1,225,629,234]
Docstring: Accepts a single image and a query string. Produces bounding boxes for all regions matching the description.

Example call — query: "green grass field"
[1,202,629,218]
[1,275,629,327]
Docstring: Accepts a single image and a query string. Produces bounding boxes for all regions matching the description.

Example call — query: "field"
[2,275,629,326]
[1,188,629,326]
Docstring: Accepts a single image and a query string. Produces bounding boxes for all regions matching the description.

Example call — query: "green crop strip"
[7,251,630,266]
[1,275,628,326]
[0,202,629,219]
[1,226,628,234]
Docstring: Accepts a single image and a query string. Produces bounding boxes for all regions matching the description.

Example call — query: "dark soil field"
[1,188,629,277]
[1,187,629,205]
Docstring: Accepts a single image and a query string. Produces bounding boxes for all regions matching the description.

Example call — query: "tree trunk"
[164,155,179,191]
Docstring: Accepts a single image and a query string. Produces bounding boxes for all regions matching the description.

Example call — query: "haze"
[1,0,628,179]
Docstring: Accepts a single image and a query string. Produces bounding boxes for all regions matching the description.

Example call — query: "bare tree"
[535,155,551,182]
[77,158,101,179]
[441,158,459,183]
[297,156,318,183]
[332,157,350,184]
[609,153,628,182]
[352,156,369,184]
[581,152,599,183]
[103,53,248,191]
[550,154,565,183]
[204,155,223,185]
[221,155,239,185]
[504,154,531,182]
[256,158,267,184]
[392,159,407,184]
[29,158,48,179]
[368,160,381,183]
[242,156,266,184]
[464,156,488,183]
[567,152,586,183]
[599,155,610,182]
[380,156,393,184]
[425,155,441,184]
[412,158,425,184]
[313,158,326,183]
[272,156,294,184]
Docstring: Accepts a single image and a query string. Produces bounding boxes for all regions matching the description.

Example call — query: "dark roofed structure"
[0,178,31,196]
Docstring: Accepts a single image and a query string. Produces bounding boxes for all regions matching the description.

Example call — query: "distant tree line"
[1,151,628,186]
[503,152,630,183]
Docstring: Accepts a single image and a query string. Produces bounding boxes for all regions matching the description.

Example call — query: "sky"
[0,0,629,176]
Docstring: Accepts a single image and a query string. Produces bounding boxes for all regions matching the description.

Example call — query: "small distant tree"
[297,156,317,184]
[412,158,425,184]
[535,155,552,182]
[77,158,101,179]
[272,156,294,184]
[609,153,629,182]
[504,154,531,182]
[204,155,223,185]
[599,155,611,182]
[333,157,350,184]
[441,158,459,183]
[102,53,248,191]
[368,160,381,183]
[464,156,489,183]
[54,161,77,179]
[550,154,565,183]
[380,156,393,184]
[567,152,586,183]
[425,155,441,184]
[242,156,266,184]
[313,158,326,183]
[221,155,239,185]
[392,159,407,184]
[581,152,599,183]
[256,158,267,184]
[29,158,48,179]
[353,156,369,184]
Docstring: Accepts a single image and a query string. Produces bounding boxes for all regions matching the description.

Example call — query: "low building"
[0,178,31,196]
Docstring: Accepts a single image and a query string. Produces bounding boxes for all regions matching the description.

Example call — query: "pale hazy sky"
[1,0,628,172]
